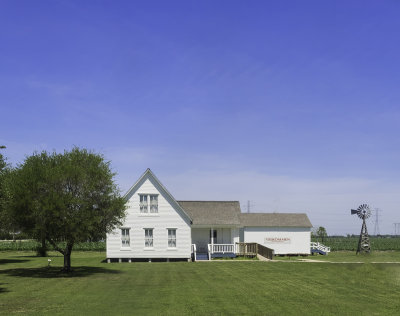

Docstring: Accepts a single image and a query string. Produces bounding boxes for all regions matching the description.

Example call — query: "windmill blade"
[356,204,372,219]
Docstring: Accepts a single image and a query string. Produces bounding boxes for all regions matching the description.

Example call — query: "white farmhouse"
[106,169,312,262]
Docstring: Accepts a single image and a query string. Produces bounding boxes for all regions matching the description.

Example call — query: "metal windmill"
[351,204,372,254]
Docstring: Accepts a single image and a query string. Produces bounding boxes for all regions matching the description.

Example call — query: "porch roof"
[177,201,241,226]
[240,213,312,228]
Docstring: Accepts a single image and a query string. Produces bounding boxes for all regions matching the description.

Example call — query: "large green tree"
[0,146,7,232]
[9,148,126,272]
[316,226,328,242]
[0,146,15,238]
[0,147,6,201]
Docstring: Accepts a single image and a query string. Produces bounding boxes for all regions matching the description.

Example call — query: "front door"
[192,228,211,253]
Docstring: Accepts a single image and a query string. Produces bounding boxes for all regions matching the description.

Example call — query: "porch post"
[211,227,214,253]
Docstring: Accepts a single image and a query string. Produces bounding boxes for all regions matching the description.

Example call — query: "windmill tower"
[351,204,372,254]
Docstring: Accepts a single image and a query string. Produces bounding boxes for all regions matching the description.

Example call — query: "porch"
[191,227,239,252]
[191,227,239,260]
[191,242,274,261]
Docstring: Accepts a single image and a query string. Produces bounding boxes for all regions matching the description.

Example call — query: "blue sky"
[1,1,400,235]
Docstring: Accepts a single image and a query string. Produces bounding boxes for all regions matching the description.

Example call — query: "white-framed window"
[121,228,130,247]
[144,228,153,248]
[150,195,158,213]
[140,194,148,213]
[139,194,158,213]
[168,229,176,248]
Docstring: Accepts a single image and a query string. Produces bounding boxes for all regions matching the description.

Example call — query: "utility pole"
[394,223,400,236]
[373,208,382,236]
[242,200,255,213]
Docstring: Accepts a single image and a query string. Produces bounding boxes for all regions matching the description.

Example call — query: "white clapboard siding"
[107,175,191,259]
[243,227,311,255]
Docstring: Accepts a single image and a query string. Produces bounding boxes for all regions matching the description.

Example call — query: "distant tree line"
[311,226,328,242]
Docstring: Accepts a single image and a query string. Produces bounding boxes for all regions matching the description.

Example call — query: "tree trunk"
[37,234,47,257]
[62,243,73,272]
[63,253,71,272]
[38,216,46,255]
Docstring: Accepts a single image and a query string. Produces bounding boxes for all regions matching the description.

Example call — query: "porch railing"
[257,243,274,260]
[208,244,235,254]
[236,242,257,256]
[206,243,274,260]
[310,242,331,253]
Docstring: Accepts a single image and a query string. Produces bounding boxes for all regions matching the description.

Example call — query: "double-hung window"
[150,195,158,213]
[121,228,130,247]
[145,229,153,248]
[140,195,148,213]
[139,194,158,213]
[168,229,176,248]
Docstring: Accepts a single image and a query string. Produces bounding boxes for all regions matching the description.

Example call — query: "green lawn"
[275,251,400,262]
[1,251,399,315]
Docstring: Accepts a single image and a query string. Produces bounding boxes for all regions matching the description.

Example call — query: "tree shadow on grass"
[0,283,10,294]
[0,259,31,265]
[13,254,63,258]
[0,266,121,279]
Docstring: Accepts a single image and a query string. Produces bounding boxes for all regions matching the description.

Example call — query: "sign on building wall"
[264,237,291,244]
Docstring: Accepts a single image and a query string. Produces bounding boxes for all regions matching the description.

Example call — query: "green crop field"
[312,236,400,251]
[1,251,399,315]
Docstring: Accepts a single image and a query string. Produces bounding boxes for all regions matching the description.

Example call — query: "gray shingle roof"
[177,201,312,228]
[240,213,312,227]
[177,201,241,226]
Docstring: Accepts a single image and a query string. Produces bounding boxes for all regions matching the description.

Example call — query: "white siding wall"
[232,228,240,245]
[106,177,192,259]
[243,227,311,255]
[220,228,231,244]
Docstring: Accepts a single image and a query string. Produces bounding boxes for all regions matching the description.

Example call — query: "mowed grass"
[0,252,399,315]
[275,251,400,263]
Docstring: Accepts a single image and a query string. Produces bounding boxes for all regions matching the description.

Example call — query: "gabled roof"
[240,213,312,228]
[124,169,312,228]
[177,201,241,226]
[124,169,192,222]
